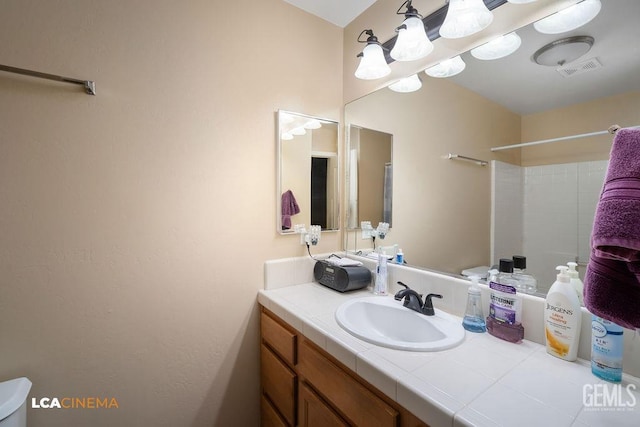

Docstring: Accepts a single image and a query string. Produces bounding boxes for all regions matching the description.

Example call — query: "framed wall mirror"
[346,125,393,230]
[344,0,640,293]
[277,110,340,234]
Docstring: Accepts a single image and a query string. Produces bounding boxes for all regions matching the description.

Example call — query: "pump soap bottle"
[462,275,486,333]
[545,266,582,361]
[567,262,584,306]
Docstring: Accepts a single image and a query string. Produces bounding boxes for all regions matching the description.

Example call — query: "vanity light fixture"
[390,1,434,62]
[470,32,521,60]
[439,0,494,39]
[388,74,422,93]
[533,0,601,34]
[425,55,466,78]
[355,29,392,80]
[506,0,538,3]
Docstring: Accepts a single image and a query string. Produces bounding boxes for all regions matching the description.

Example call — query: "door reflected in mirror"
[277,110,339,234]
[346,125,393,230]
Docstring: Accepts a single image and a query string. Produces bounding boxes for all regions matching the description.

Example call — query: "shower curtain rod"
[490,124,639,152]
[447,153,488,166]
[0,64,96,95]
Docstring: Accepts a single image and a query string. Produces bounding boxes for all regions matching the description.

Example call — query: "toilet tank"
[0,378,32,427]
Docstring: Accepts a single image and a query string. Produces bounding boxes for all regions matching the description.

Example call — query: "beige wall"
[521,91,640,166]
[346,77,521,274]
[0,1,342,426]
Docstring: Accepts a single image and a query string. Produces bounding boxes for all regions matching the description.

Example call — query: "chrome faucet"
[394,281,442,316]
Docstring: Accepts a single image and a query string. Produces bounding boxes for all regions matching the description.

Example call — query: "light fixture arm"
[357,29,379,44]
[396,0,422,19]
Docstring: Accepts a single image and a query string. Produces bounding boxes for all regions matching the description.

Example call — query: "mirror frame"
[276,109,340,235]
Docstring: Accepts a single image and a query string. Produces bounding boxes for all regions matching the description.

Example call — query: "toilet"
[0,378,31,427]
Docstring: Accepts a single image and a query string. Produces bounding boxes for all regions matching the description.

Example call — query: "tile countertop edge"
[257,283,640,427]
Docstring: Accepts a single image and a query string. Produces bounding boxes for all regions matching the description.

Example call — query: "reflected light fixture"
[291,127,306,136]
[388,74,422,93]
[440,0,494,39]
[355,29,392,80]
[534,0,601,34]
[390,0,434,62]
[471,32,522,60]
[425,55,466,78]
[506,0,538,4]
[304,119,322,129]
[281,132,293,140]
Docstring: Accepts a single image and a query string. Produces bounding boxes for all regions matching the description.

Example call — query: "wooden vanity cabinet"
[260,307,429,427]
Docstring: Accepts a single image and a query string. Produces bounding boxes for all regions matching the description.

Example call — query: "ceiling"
[285,0,640,115]
[282,0,377,27]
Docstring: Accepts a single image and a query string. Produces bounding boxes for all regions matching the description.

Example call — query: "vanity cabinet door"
[298,382,349,427]
[298,339,399,427]
[261,395,288,427]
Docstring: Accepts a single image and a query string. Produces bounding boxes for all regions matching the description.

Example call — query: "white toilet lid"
[0,378,32,420]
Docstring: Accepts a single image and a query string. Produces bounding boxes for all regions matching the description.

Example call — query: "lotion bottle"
[545,266,582,361]
[567,261,584,306]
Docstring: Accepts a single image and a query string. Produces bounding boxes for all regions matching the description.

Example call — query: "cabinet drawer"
[261,311,297,365]
[261,394,289,427]
[299,382,349,427]
[298,339,398,427]
[261,344,297,425]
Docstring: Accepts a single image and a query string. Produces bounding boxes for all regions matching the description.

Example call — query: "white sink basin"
[335,296,465,351]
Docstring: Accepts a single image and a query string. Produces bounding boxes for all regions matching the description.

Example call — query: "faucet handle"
[397,281,409,290]
[422,293,443,316]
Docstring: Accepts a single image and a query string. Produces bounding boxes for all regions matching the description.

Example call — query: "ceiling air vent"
[556,57,603,78]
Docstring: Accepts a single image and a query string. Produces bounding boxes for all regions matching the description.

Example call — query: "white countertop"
[258,282,640,427]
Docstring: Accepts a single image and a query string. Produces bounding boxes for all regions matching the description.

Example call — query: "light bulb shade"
[355,43,391,80]
[388,74,422,93]
[303,119,322,129]
[390,16,434,61]
[533,0,601,34]
[471,32,521,60]
[425,55,466,78]
[440,0,494,39]
[291,127,306,136]
[506,0,538,4]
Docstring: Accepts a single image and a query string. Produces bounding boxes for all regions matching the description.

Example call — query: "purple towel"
[584,128,640,329]
[281,189,300,230]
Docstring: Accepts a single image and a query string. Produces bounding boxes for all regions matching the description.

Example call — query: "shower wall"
[492,160,608,293]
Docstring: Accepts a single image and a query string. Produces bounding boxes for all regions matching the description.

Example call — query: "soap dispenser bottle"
[545,266,582,361]
[567,261,584,306]
[462,275,486,333]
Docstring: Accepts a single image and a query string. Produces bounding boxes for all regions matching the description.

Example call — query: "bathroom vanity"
[259,256,640,427]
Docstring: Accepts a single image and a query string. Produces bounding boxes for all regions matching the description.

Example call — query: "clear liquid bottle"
[462,275,486,333]
[512,255,537,294]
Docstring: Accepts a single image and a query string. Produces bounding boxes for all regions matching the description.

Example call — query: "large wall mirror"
[344,0,640,293]
[277,110,340,234]
[346,125,393,229]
